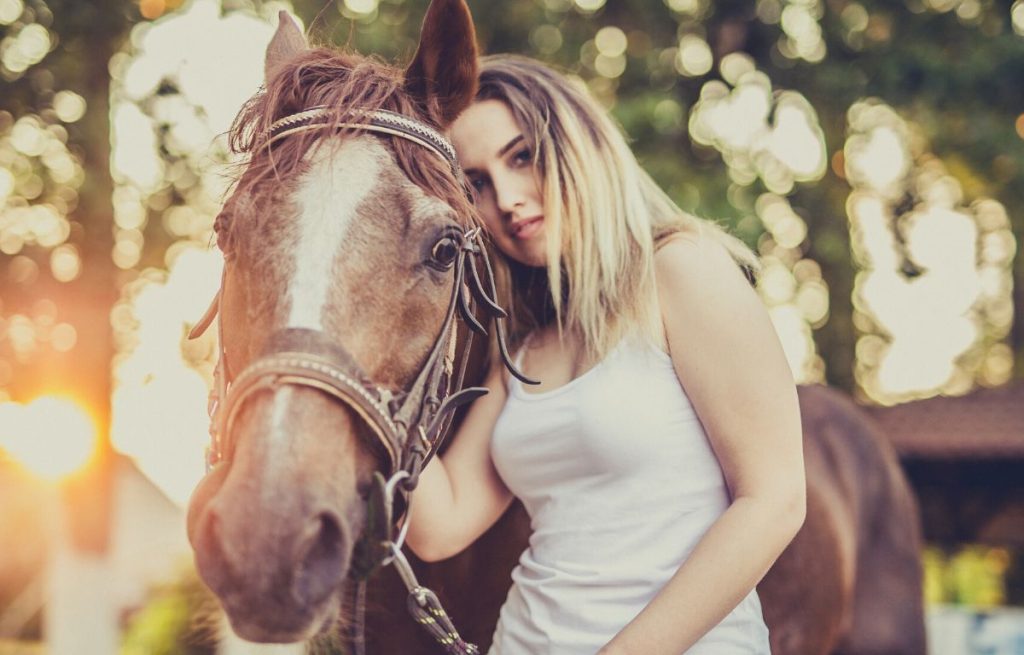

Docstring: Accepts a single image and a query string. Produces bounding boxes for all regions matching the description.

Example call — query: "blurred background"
[0,0,1021,652]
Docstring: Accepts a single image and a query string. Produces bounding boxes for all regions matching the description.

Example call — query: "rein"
[190,106,537,654]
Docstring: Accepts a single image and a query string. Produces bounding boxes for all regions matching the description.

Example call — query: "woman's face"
[451,99,548,268]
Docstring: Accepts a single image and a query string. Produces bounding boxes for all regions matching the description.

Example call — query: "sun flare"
[0,395,97,480]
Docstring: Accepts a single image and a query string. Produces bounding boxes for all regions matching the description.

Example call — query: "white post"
[44,510,119,655]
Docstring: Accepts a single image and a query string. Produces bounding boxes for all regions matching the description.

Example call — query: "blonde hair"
[477,55,758,360]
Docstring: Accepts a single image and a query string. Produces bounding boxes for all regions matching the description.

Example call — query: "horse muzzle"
[187,385,368,642]
[191,501,348,642]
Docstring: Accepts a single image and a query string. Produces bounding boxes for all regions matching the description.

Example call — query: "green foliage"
[120,568,218,655]
[3,0,1021,398]
[122,592,194,655]
[924,545,1013,607]
[284,0,1024,388]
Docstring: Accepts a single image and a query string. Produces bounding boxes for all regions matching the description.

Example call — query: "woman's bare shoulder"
[654,231,750,302]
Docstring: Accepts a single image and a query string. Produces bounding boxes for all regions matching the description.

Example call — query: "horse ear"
[265,11,307,85]
[403,0,479,127]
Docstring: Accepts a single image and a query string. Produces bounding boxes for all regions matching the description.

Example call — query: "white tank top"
[488,336,771,654]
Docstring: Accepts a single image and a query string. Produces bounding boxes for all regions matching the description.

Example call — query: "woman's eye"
[430,236,460,270]
[512,149,531,165]
[469,177,486,192]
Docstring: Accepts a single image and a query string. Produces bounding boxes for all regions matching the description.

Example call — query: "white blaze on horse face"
[287,139,382,330]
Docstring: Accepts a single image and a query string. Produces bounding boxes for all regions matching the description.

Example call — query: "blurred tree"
[290,0,1024,394]
[1,0,1022,486]
[6,0,1015,416]
[0,0,137,552]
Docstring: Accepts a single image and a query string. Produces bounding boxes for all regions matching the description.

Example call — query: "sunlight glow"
[845,124,909,198]
[756,193,828,383]
[687,66,829,385]
[111,246,222,506]
[49,243,81,282]
[111,102,164,192]
[1,22,50,74]
[768,95,827,182]
[595,26,627,57]
[845,99,1016,402]
[0,396,96,480]
[105,0,292,504]
[675,35,713,77]
[0,0,24,26]
[690,70,826,194]
[666,0,703,14]
[530,24,563,55]
[777,0,826,62]
[344,0,379,15]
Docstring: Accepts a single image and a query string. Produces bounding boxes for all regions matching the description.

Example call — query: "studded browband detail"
[265,106,460,173]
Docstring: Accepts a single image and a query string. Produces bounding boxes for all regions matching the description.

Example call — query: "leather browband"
[264,106,460,174]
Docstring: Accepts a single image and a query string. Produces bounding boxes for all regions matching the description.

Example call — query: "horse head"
[186,1,486,642]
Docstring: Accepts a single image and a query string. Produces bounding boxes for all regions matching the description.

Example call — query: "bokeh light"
[574,0,607,12]
[1,22,51,74]
[105,0,290,504]
[1013,0,1024,35]
[778,0,827,62]
[111,247,222,505]
[754,193,828,383]
[0,396,96,480]
[344,0,379,16]
[530,24,564,55]
[674,35,712,77]
[690,69,826,194]
[0,0,25,26]
[665,0,705,16]
[844,99,1016,402]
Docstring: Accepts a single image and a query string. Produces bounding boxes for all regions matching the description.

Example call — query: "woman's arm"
[601,234,806,654]
[404,362,516,562]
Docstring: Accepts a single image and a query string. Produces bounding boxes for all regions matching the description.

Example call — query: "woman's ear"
[403,0,479,127]
[264,11,307,85]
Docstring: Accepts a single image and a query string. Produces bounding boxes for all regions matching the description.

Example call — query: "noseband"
[190,106,536,654]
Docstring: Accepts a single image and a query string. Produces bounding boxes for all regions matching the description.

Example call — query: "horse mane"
[215,47,477,254]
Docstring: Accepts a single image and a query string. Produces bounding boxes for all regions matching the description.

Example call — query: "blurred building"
[870,382,1024,654]
[0,453,302,654]
[869,382,1024,547]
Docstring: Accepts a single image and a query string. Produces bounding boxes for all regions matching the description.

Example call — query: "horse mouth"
[221,592,341,643]
[189,476,356,644]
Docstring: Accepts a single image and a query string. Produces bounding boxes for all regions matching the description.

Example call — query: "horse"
[186,2,927,652]
[185,0,493,645]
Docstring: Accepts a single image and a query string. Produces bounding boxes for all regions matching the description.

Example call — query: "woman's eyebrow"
[498,135,525,157]
[464,135,526,176]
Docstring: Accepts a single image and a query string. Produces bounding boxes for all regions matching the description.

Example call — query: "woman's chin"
[503,237,548,268]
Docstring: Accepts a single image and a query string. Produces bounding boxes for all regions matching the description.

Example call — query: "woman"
[405,55,805,654]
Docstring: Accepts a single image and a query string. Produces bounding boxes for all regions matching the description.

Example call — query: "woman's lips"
[511,216,543,240]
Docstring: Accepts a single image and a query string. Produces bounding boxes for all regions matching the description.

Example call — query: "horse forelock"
[216,47,478,258]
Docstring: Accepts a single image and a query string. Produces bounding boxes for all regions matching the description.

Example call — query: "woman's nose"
[493,173,527,216]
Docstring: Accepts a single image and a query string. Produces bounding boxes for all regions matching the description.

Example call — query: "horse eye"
[430,236,460,270]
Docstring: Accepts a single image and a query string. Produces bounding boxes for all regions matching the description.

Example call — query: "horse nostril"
[292,511,347,607]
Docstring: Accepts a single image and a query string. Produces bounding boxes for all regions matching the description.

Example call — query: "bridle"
[189,105,537,654]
